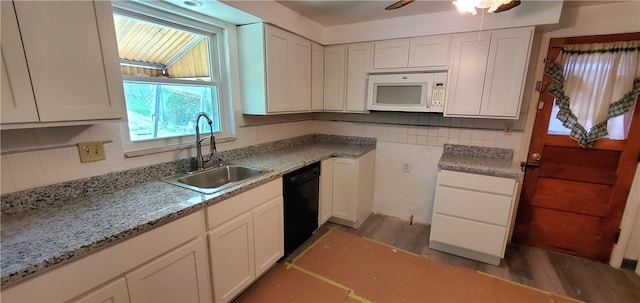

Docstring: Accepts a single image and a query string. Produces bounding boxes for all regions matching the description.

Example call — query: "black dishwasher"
[283,161,320,256]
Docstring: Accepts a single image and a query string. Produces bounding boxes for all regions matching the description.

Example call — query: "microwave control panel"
[431,82,446,111]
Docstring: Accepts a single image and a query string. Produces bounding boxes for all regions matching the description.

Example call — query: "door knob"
[531,153,542,161]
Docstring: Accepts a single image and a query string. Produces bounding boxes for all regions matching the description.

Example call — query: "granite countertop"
[438,144,523,178]
[0,135,375,288]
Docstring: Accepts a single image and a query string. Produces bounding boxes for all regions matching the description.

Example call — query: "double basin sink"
[162,165,270,194]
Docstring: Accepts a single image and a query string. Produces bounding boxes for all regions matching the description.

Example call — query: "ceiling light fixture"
[385,0,415,11]
[452,0,519,15]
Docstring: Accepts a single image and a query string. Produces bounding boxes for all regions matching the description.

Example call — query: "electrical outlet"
[77,141,106,163]
[402,162,411,173]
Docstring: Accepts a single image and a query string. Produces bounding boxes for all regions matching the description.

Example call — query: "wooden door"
[513,33,640,262]
[289,34,311,112]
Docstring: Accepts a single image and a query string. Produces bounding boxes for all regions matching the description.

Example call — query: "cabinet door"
[265,25,291,113]
[332,158,357,221]
[289,35,312,112]
[126,237,212,303]
[71,278,130,303]
[346,43,372,112]
[480,27,533,118]
[13,1,124,122]
[408,35,451,69]
[252,196,284,277]
[373,39,410,69]
[209,212,255,303]
[319,158,334,226]
[323,45,346,111]
[445,32,491,116]
[311,43,325,111]
[0,1,39,124]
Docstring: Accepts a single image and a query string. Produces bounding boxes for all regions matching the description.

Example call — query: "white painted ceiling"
[273,0,619,26]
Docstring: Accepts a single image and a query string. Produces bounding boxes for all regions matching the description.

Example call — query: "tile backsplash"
[1,114,523,195]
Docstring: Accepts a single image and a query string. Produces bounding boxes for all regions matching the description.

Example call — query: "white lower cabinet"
[329,151,376,228]
[206,179,284,303]
[429,170,518,265]
[2,211,210,303]
[72,278,130,303]
[318,158,334,226]
[126,237,212,303]
[209,212,255,303]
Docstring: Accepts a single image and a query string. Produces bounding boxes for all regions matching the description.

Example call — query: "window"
[112,4,231,152]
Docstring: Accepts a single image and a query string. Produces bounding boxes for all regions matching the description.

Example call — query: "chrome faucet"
[195,112,216,171]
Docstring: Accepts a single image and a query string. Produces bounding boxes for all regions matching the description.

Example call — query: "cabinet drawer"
[434,186,512,225]
[430,214,506,257]
[207,179,282,230]
[438,170,515,195]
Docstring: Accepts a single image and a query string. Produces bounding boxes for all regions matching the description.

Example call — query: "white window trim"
[112,1,236,157]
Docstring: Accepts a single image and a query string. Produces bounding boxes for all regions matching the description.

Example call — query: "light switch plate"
[77,141,106,163]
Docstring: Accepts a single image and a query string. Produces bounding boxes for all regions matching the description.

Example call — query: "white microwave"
[366,72,447,113]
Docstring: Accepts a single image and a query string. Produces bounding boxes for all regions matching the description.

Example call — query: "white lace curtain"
[545,40,640,146]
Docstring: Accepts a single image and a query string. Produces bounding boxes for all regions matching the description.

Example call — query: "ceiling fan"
[385,0,522,14]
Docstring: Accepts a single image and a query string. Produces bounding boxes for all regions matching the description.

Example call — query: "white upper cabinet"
[445,27,534,119]
[323,45,347,111]
[238,23,312,115]
[408,35,451,69]
[346,43,372,112]
[373,35,451,71]
[1,0,126,129]
[373,39,410,69]
[323,43,372,112]
[311,42,325,111]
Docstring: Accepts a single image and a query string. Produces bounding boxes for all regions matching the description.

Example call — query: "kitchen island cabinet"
[429,144,522,266]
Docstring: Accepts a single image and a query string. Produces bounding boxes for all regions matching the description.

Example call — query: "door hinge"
[535,81,542,91]
[543,57,547,63]
[614,228,621,244]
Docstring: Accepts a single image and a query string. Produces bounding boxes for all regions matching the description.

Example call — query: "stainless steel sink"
[162,165,269,194]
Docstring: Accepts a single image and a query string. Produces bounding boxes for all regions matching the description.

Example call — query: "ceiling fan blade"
[385,0,415,10]
[494,0,521,13]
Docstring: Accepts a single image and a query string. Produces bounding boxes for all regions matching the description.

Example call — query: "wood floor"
[282,214,640,303]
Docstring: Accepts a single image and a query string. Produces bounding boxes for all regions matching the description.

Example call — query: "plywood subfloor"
[237,229,579,303]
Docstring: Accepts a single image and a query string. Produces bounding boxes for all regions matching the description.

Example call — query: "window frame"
[112,2,234,155]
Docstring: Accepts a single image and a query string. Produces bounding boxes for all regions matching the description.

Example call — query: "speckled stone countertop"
[0,134,375,288]
[438,144,523,178]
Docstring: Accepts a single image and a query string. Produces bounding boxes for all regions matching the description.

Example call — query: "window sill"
[124,137,236,158]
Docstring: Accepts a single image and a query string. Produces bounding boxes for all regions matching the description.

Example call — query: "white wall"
[312,120,523,224]
[0,119,314,194]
